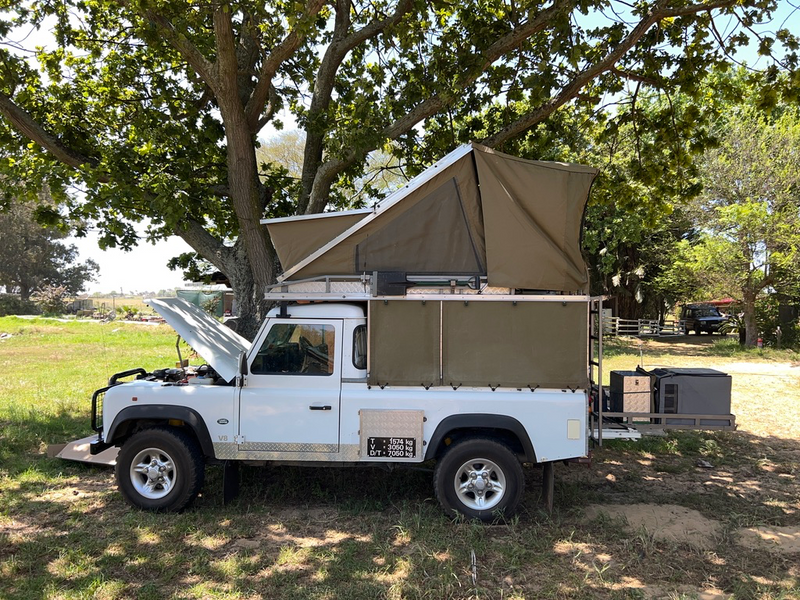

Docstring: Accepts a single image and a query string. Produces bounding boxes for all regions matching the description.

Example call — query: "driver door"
[238,319,342,451]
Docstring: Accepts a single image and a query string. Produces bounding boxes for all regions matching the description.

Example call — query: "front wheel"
[433,438,524,522]
[115,427,205,512]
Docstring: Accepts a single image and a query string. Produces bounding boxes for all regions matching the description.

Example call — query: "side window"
[353,324,367,370]
[251,323,335,376]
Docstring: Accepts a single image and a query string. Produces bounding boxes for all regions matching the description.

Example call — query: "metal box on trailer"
[651,368,732,426]
[609,370,652,414]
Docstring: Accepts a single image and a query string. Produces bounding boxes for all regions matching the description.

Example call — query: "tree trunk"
[742,291,758,347]
[226,244,262,341]
[614,290,645,320]
[216,87,277,338]
[173,219,269,341]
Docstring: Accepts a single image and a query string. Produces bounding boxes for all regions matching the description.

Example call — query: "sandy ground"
[586,345,800,563]
[585,503,800,553]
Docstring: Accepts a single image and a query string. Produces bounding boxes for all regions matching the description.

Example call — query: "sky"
[69,227,193,295]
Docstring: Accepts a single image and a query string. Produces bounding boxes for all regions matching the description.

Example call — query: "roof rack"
[264,272,587,302]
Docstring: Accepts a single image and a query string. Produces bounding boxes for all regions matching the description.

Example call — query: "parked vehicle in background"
[681,304,728,335]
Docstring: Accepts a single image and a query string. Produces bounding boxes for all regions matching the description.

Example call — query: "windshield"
[692,307,722,317]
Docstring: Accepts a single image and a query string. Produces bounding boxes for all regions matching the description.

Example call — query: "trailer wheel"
[116,427,205,512]
[433,438,524,522]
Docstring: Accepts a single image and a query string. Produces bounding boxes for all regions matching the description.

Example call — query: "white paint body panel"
[100,305,589,464]
[240,318,343,448]
[103,380,238,444]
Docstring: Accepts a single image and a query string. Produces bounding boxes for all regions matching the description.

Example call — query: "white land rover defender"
[88,143,603,520]
[90,294,592,521]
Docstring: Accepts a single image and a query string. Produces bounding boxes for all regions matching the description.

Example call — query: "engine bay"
[147,363,227,385]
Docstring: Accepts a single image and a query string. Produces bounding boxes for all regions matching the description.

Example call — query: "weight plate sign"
[366,437,416,459]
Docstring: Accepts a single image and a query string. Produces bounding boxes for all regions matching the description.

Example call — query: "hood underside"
[146,297,250,382]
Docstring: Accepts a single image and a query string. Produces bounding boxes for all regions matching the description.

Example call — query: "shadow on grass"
[1,428,798,599]
[0,411,93,474]
[0,405,798,600]
[0,458,564,600]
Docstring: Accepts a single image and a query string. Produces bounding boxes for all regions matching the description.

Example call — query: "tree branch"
[133,5,218,92]
[209,184,230,197]
[482,0,737,147]
[304,0,572,213]
[212,6,240,106]
[173,216,236,275]
[245,0,326,131]
[341,0,414,54]
[298,0,414,213]
[255,83,280,130]
[610,66,665,87]
[0,92,108,181]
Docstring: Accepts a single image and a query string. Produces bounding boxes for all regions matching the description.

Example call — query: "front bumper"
[89,435,112,456]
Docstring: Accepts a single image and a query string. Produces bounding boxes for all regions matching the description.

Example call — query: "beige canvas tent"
[265,143,598,292]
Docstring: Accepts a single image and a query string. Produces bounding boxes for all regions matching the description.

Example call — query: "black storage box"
[651,368,732,426]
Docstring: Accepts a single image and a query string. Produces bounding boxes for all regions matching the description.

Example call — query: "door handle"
[309,405,332,411]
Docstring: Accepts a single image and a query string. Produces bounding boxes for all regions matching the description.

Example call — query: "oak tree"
[0,0,797,337]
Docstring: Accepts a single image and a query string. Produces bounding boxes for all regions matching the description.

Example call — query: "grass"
[1,320,799,599]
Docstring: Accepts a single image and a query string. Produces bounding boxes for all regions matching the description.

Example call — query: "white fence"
[604,318,684,337]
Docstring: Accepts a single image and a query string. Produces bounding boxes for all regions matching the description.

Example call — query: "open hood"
[146,297,250,383]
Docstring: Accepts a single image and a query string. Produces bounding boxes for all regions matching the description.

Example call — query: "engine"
[147,364,224,385]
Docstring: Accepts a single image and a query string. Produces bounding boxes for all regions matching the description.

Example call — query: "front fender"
[106,405,214,457]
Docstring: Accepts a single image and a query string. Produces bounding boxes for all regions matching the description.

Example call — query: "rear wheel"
[116,427,205,512]
[434,438,524,522]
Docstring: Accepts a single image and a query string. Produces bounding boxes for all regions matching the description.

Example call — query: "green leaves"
[682,99,800,342]
[0,0,798,330]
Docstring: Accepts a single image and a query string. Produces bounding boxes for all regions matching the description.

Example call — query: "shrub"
[0,293,40,316]
[30,285,69,316]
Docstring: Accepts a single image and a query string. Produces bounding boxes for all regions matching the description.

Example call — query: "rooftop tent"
[266,209,371,276]
[264,143,598,292]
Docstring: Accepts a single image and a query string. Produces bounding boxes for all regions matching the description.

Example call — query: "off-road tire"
[433,438,524,522]
[116,427,205,512]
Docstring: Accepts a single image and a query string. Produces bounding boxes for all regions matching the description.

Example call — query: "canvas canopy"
[264,143,598,292]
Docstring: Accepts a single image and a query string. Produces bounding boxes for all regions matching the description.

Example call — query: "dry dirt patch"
[585,503,721,550]
[586,503,800,557]
[737,525,800,553]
